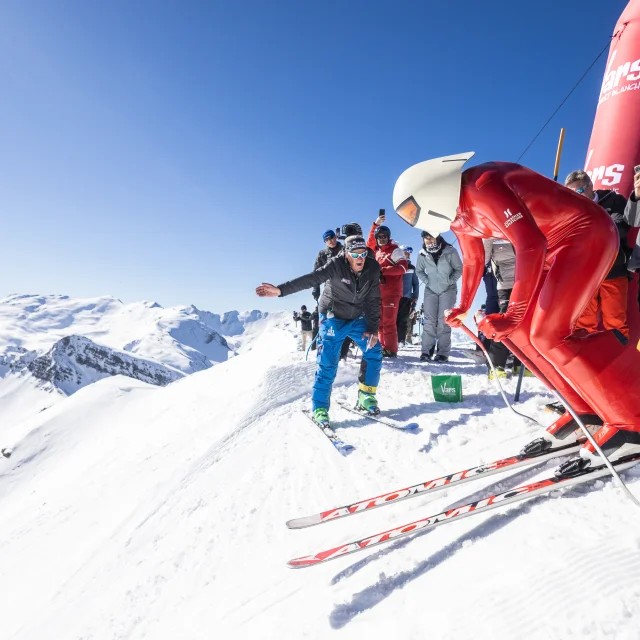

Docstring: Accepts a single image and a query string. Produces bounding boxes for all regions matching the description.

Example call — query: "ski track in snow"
[1,325,640,639]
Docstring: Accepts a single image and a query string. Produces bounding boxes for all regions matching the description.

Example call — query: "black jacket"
[296,311,313,332]
[278,255,381,333]
[595,190,631,280]
[624,193,640,272]
[312,242,343,300]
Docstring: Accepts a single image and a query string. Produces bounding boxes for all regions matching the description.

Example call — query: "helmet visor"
[396,196,420,227]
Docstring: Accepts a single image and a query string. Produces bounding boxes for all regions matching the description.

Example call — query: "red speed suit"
[367,223,408,353]
[447,162,640,454]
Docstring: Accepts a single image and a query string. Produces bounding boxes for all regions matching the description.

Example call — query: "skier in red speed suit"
[367,212,408,358]
[393,153,640,476]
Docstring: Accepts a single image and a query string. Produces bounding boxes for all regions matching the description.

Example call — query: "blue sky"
[0,0,628,314]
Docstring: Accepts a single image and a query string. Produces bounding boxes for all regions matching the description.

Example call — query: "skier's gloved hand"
[444,307,468,328]
[477,313,520,341]
[362,332,379,350]
[312,290,320,301]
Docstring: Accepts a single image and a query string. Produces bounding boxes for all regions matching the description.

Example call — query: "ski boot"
[556,425,640,478]
[488,366,508,380]
[512,364,535,377]
[382,349,397,358]
[419,352,431,362]
[433,355,448,362]
[520,412,602,457]
[312,407,332,429]
[544,401,565,415]
[357,390,380,415]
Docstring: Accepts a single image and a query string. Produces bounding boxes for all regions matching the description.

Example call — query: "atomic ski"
[287,453,640,568]
[286,440,582,529]
[302,410,355,456]
[336,401,419,431]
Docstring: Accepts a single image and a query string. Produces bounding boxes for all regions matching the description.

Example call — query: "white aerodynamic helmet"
[393,152,475,235]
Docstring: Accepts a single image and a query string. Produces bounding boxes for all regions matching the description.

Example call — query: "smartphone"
[378,208,385,221]
[634,165,640,174]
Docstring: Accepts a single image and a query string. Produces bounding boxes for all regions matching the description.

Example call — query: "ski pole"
[305,334,318,361]
[451,315,542,427]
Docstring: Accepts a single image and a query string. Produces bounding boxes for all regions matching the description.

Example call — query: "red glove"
[477,313,520,341]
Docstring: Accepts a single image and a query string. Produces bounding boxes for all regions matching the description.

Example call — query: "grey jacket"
[624,194,640,272]
[483,239,516,290]
[416,242,463,295]
[278,255,381,333]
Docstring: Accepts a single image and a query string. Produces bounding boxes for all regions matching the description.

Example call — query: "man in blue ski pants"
[257,234,382,428]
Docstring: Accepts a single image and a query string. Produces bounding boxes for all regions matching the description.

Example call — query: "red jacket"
[367,223,408,298]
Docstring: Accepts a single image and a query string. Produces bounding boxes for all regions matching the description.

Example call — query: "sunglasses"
[324,235,336,242]
[376,234,389,240]
[348,250,368,259]
[574,184,590,194]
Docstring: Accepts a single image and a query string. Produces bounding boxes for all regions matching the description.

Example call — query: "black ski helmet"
[374,225,391,238]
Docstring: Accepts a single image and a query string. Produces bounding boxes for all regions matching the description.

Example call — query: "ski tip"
[286,516,320,529]
[339,444,356,456]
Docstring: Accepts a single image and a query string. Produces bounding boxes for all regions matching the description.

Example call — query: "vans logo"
[341,278,351,285]
[599,50,640,105]
[585,149,625,188]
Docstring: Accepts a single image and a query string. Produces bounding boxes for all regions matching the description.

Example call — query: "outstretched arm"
[257,260,339,298]
[445,233,485,327]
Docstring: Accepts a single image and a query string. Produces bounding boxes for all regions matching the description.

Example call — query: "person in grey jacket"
[482,239,523,377]
[416,232,462,361]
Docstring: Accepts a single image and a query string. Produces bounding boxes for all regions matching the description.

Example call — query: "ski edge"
[336,401,419,431]
[287,453,640,568]
[302,409,355,456]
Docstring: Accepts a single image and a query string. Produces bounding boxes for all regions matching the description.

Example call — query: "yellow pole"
[553,128,566,181]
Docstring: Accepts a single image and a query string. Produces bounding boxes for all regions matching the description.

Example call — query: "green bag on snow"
[431,374,463,403]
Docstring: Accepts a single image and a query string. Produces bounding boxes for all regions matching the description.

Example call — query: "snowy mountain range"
[0,294,269,392]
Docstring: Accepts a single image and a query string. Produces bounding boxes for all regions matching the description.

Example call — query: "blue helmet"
[322,229,336,241]
[400,245,413,253]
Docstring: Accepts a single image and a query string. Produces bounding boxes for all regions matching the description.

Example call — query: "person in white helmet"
[392,153,640,478]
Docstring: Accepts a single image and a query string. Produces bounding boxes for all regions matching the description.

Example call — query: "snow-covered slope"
[1,320,640,640]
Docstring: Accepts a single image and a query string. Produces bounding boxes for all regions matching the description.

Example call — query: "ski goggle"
[348,250,368,259]
[575,184,589,194]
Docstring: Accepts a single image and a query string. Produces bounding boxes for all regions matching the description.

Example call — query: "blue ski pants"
[313,314,383,410]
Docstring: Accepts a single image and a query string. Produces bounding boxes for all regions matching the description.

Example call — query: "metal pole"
[514,363,526,402]
[553,127,566,182]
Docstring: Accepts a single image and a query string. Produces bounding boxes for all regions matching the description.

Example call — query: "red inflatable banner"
[585,0,640,343]
[585,0,640,196]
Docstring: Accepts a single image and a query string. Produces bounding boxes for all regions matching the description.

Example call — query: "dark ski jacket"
[312,242,343,300]
[296,311,313,332]
[624,193,640,272]
[595,190,631,280]
[278,255,381,333]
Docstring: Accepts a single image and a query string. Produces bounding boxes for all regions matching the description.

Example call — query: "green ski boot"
[312,407,331,428]
[357,390,380,415]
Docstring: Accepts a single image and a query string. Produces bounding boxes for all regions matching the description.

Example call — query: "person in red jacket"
[392,152,640,476]
[367,211,408,357]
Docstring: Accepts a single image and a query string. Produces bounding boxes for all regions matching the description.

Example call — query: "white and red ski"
[286,440,582,529]
[287,452,640,568]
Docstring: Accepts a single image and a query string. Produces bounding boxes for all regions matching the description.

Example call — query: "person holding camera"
[293,305,314,352]
[256,235,383,428]
[367,210,408,357]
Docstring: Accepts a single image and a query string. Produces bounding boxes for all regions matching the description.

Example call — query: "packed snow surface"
[1,311,640,639]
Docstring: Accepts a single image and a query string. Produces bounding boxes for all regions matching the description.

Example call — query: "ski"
[287,453,640,568]
[302,410,355,456]
[336,401,419,431]
[286,440,582,529]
